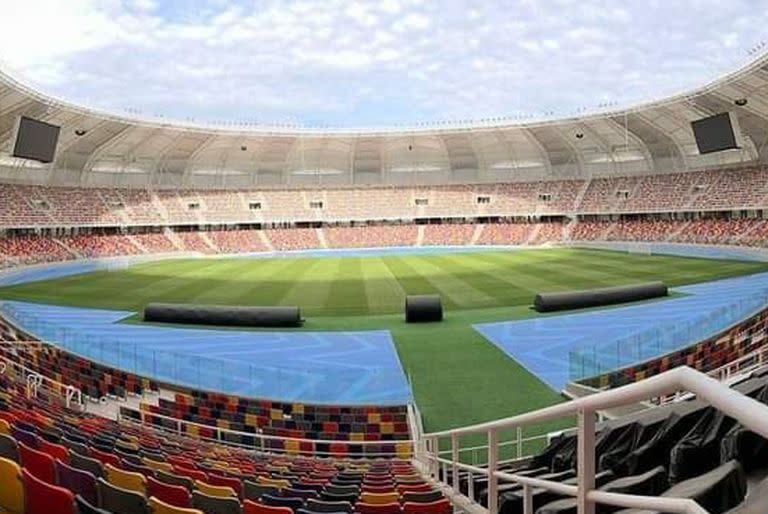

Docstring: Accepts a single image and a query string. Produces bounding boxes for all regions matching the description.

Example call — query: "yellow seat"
[149,496,204,514]
[143,458,174,473]
[396,442,412,460]
[360,492,400,505]
[256,477,290,489]
[194,480,236,498]
[0,457,24,514]
[0,419,10,436]
[105,463,147,495]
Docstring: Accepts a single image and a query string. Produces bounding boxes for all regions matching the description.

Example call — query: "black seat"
[155,469,194,491]
[76,494,112,514]
[304,498,354,514]
[401,491,443,504]
[613,460,746,514]
[537,466,668,514]
[97,478,149,514]
[0,433,18,462]
[71,452,104,479]
[262,494,305,511]
[243,481,280,502]
[319,491,358,504]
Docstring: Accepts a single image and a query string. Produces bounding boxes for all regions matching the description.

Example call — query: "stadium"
[3,3,768,514]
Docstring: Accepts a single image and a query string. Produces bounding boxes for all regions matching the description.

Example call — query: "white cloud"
[0,0,765,127]
[393,13,431,32]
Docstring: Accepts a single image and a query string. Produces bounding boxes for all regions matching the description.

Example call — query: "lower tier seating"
[0,371,443,514]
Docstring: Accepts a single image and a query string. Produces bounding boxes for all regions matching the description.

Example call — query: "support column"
[577,409,596,514]
[488,429,499,514]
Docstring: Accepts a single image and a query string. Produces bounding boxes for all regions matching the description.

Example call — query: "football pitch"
[2,247,767,438]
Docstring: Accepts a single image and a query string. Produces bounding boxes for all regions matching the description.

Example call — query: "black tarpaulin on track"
[143,303,303,327]
[533,282,668,312]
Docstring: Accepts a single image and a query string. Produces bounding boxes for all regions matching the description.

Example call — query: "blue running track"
[0,301,412,405]
[475,272,768,391]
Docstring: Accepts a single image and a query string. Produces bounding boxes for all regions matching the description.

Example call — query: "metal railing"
[437,429,551,467]
[654,342,768,405]
[118,406,413,459]
[418,366,768,514]
[0,343,83,409]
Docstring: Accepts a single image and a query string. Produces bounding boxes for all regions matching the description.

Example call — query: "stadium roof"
[2,53,768,188]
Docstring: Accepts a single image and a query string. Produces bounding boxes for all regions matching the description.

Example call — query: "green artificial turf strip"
[1,247,767,443]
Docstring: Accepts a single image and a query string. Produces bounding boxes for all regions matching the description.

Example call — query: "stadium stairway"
[449,369,768,514]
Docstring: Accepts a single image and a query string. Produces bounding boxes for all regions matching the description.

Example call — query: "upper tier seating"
[1,167,768,228]
[421,224,476,246]
[325,226,418,249]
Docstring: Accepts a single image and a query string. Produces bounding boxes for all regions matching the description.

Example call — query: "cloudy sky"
[0,0,766,127]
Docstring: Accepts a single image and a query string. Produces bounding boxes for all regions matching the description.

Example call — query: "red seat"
[363,485,396,494]
[402,500,451,514]
[90,447,121,468]
[19,442,56,484]
[147,475,192,508]
[208,473,243,498]
[355,502,402,514]
[38,439,70,463]
[173,465,209,483]
[243,500,294,514]
[23,467,75,514]
[397,484,433,494]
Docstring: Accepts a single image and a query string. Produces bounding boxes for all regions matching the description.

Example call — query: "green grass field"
[2,247,767,444]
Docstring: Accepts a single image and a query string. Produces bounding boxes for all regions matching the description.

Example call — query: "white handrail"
[0,351,83,408]
[421,366,768,514]
[424,366,768,438]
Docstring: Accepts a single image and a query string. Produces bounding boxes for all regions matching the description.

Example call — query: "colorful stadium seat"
[402,500,451,514]
[105,462,147,494]
[354,502,402,514]
[22,467,75,514]
[18,441,56,484]
[305,498,354,513]
[0,433,18,462]
[191,490,242,514]
[97,477,150,514]
[243,500,294,514]
[147,476,192,508]
[156,470,194,491]
[75,494,112,514]
[55,458,99,504]
[148,496,205,514]
[207,473,243,498]
[38,438,69,463]
[70,452,104,478]
[194,479,237,498]
[0,457,24,514]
